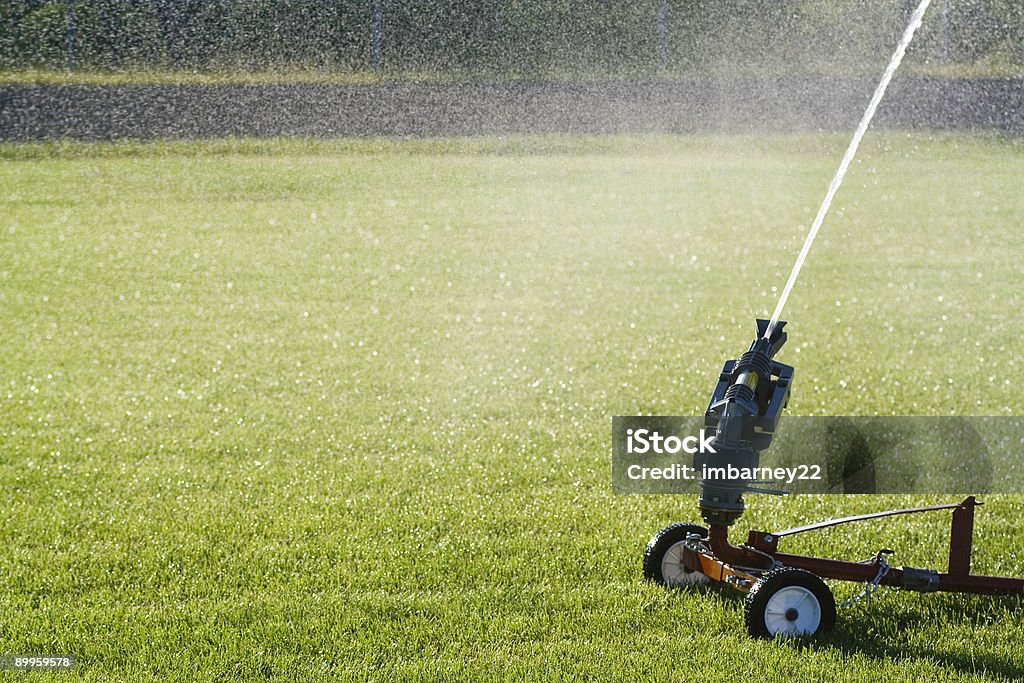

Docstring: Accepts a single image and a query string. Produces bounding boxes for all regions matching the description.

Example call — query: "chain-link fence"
[1,1,1022,76]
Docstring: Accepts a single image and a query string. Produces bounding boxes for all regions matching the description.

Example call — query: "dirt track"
[1,77,1022,140]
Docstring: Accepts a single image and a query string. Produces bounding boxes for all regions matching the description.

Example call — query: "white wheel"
[643,523,710,587]
[744,567,836,639]
[660,540,711,587]
[763,585,822,636]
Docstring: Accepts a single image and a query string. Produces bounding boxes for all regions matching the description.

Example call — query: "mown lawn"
[1,134,1023,681]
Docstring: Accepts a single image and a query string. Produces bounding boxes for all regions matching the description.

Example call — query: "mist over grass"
[2,0,1023,81]
[2,133,1024,680]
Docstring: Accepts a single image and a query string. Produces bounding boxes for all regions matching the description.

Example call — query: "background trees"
[0,0,1020,76]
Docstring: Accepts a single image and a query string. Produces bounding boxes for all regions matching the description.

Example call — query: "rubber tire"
[643,523,709,587]
[744,567,836,639]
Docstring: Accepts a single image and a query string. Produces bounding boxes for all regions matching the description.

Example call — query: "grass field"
[2,59,1023,86]
[2,133,1024,681]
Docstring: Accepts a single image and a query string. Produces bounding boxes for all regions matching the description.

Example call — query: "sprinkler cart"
[643,320,1024,639]
[642,0,1024,640]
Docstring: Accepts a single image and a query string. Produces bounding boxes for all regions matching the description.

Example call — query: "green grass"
[3,60,1023,87]
[2,133,1024,681]
[0,67,385,86]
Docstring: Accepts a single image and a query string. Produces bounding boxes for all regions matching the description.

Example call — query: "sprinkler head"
[698,319,793,526]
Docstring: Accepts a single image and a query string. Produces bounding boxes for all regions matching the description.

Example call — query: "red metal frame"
[686,496,1024,595]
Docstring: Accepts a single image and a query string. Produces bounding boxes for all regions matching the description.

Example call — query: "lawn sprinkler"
[642,319,1024,639]
[643,0,1024,638]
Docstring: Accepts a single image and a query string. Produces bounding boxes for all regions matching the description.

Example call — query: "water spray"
[644,0,1024,639]
[765,0,933,338]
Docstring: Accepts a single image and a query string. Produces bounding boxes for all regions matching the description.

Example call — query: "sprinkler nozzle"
[698,319,793,526]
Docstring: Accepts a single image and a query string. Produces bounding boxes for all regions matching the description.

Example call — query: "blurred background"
[1,0,1022,79]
